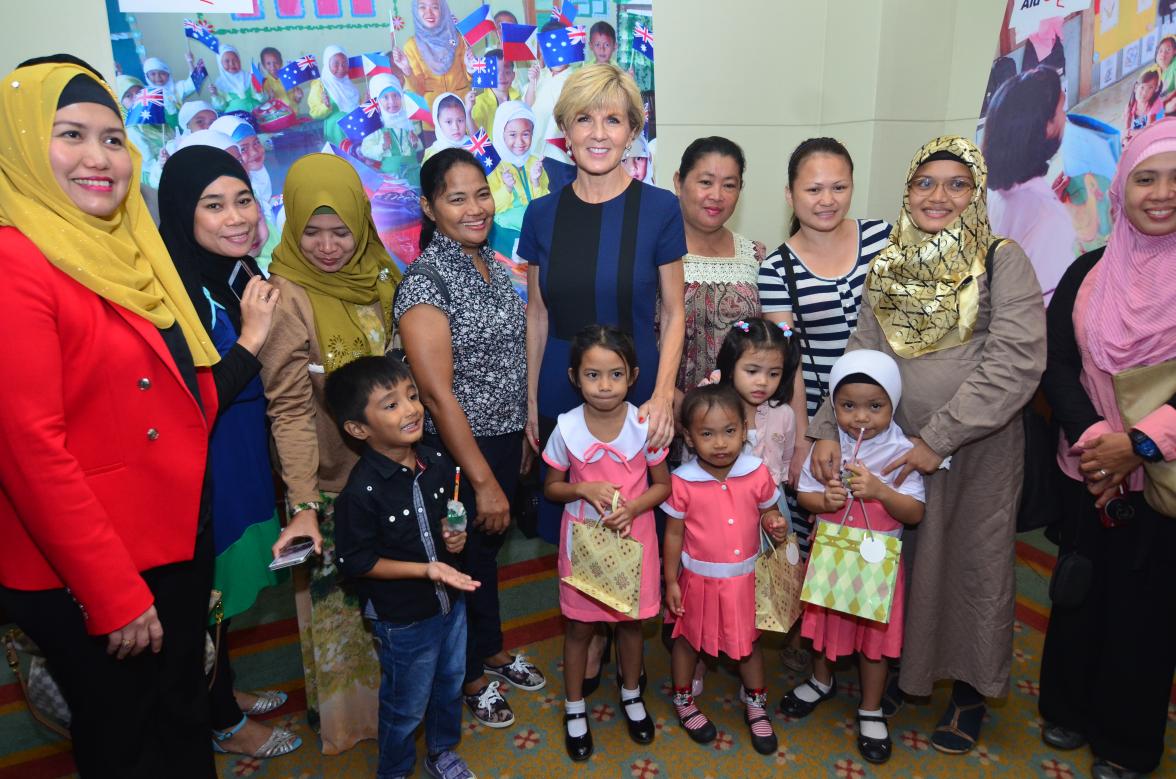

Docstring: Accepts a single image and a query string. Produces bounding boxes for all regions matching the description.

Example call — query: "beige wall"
[3,0,1005,247]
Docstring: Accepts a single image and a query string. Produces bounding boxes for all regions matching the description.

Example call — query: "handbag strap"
[776,243,827,402]
[760,525,776,555]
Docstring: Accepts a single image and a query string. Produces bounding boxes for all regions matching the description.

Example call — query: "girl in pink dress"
[662,384,788,754]
[542,325,670,761]
[787,349,925,765]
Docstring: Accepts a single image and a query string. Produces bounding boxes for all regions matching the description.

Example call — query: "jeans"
[373,598,467,778]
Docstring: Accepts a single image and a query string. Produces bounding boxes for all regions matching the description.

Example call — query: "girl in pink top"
[543,325,670,761]
[662,384,787,755]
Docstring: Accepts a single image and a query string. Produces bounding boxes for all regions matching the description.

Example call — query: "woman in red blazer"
[0,57,277,777]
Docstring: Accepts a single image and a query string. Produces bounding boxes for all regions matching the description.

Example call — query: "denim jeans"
[372,597,467,778]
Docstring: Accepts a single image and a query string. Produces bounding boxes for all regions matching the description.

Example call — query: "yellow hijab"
[267,153,401,373]
[865,135,996,359]
[0,62,218,366]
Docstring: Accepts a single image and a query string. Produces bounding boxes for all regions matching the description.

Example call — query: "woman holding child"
[258,153,401,754]
[806,136,1045,755]
[396,148,545,730]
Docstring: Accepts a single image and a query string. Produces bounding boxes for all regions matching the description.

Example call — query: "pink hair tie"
[777,322,793,338]
[733,320,750,333]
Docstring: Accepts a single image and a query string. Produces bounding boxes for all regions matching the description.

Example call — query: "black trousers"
[456,432,522,685]
[1038,476,1176,773]
[0,529,217,778]
[208,616,244,730]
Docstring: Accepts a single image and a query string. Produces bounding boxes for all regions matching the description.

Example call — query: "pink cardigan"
[750,401,797,487]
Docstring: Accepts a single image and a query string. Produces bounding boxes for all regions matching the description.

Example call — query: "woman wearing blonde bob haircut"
[517,63,686,759]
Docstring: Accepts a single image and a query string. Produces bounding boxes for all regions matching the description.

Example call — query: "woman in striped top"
[758,138,891,538]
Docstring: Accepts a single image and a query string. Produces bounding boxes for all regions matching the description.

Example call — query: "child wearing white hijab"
[789,349,926,766]
[210,46,260,113]
[487,100,548,256]
[309,44,361,146]
[359,73,423,186]
[422,92,472,161]
[143,54,201,125]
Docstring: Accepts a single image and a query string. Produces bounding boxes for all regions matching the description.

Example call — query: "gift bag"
[800,499,901,623]
[1113,359,1176,516]
[562,519,644,616]
[755,529,805,632]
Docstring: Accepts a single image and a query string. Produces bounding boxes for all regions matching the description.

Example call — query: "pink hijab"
[1085,118,1176,374]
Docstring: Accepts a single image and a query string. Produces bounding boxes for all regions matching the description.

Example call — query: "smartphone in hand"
[228,260,256,301]
[268,536,317,571]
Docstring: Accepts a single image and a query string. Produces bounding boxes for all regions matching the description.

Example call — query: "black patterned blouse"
[393,233,526,437]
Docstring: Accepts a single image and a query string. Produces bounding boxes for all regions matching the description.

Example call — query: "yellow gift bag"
[755,529,805,633]
[562,515,644,617]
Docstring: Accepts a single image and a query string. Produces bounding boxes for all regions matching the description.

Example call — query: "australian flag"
[469,56,497,89]
[633,24,654,61]
[278,55,319,90]
[191,61,208,93]
[500,23,536,62]
[337,99,382,142]
[456,5,496,46]
[464,129,500,174]
[183,19,220,55]
[538,26,585,67]
[551,0,578,26]
[126,87,166,126]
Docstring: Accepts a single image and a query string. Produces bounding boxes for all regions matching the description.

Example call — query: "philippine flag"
[403,90,432,123]
[456,5,496,47]
[362,52,393,77]
[500,23,537,63]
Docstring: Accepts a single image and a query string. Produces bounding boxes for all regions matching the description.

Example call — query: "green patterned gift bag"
[800,499,901,623]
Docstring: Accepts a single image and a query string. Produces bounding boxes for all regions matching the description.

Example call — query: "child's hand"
[501,168,516,191]
[845,462,884,501]
[185,51,195,69]
[529,158,544,185]
[442,529,466,554]
[528,63,541,83]
[761,510,788,543]
[464,88,478,115]
[664,581,684,617]
[601,504,634,537]
[823,478,848,513]
[426,561,480,591]
[577,481,622,517]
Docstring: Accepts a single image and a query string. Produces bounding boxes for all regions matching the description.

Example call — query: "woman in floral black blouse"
[394,147,544,730]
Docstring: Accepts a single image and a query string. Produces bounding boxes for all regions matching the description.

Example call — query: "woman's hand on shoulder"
[639,394,675,450]
[106,604,163,660]
[752,240,767,262]
[809,439,840,484]
[236,276,280,355]
[883,436,943,486]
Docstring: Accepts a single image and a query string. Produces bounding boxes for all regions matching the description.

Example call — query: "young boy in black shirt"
[326,356,479,779]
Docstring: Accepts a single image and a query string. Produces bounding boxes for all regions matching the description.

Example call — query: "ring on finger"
[1098,468,1108,479]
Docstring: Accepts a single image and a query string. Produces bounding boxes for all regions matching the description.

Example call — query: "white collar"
[558,403,647,462]
[673,452,762,483]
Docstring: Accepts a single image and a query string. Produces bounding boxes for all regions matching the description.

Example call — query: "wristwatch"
[1128,429,1163,463]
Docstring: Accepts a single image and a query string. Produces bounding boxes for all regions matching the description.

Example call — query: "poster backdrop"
[976,0,1176,301]
[108,0,657,290]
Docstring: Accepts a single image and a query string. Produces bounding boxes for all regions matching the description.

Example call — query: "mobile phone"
[228,260,256,301]
[268,537,317,570]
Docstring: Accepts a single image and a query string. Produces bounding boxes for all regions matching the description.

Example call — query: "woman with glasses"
[804,136,1046,758]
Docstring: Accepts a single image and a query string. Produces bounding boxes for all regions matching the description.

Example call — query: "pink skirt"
[801,563,905,662]
[669,569,759,660]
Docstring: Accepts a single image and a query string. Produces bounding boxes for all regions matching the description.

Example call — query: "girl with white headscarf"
[309,44,361,146]
[143,54,201,125]
[487,100,548,256]
[359,74,423,186]
[210,45,261,113]
[422,92,472,161]
[390,0,471,133]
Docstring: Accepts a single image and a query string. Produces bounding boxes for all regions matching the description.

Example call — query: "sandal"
[212,715,302,759]
[239,689,289,716]
[931,698,985,754]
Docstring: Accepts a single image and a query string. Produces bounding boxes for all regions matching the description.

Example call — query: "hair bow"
[733,320,750,333]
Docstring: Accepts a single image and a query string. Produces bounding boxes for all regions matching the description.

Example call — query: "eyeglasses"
[907,176,975,197]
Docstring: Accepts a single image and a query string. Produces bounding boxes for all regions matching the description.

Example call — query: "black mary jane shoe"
[564,711,593,761]
[856,712,892,765]
[778,676,835,718]
[1041,722,1086,751]
[745,711,778,755]
[620,694,655,745]
[1091,759,1143,779]
[581,630,612,698]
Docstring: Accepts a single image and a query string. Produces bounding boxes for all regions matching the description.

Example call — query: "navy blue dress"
[518,178,687,542]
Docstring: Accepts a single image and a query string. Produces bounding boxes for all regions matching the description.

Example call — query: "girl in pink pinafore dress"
[787,349,925,765]
[542,325,670,761]
[661,384,788,755]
